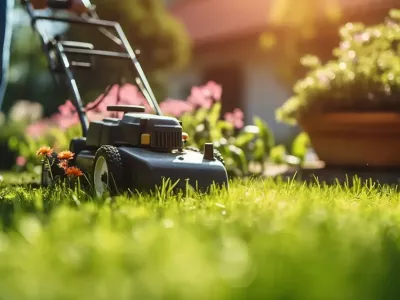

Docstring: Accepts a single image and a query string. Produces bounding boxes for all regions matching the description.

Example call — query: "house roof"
[170,0,270,46]
[170,0,395,46]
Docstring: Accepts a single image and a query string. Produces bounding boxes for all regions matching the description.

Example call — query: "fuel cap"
[203,143,215,161]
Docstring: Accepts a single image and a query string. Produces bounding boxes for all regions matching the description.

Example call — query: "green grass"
[0,174,400,299]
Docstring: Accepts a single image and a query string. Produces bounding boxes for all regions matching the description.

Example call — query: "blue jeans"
[0,0,14,112]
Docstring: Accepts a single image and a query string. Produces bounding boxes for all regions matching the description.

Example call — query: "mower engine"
[86,106,184,152]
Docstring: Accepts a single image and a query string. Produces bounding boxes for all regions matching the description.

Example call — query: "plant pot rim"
[299,112,400,126]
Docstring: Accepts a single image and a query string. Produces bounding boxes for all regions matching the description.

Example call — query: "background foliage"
[3,0,190,115]
[276,9,400,124]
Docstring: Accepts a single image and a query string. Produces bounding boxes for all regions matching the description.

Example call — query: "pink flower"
[51,112,79,129]
[224,108,244,129]
[89,84,148,115]
[58,100,76,116]
[91,84,124,113]
[86,111,105,122]
[30,81,223,139]
[26,120,50,138]
[187,86,212,109]
[50,99,82,129]
[187,81,222,109]
[354,32,370,43]
[159,99,194,117]
[118,84,147,106]
[202,81,222,100]
[16,156,27,167]
[316,71,330,85]
[339,41,350,50]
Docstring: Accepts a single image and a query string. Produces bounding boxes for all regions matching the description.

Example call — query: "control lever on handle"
[47,0,72,9]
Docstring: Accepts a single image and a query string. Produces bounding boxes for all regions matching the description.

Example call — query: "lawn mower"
[21,0,228,195]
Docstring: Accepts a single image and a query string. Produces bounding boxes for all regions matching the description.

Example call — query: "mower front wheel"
[92,145,123,197]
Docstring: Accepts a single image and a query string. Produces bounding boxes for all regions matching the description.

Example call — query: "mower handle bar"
[20,0,163,135]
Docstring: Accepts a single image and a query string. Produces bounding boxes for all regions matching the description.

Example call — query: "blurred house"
[165,0,396,144]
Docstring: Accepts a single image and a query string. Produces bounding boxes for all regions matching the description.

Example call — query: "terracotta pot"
[299,112,400,167]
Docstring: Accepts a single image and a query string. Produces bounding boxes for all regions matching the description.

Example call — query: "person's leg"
[0,0,15,112]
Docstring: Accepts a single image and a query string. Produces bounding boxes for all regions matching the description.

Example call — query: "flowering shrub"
[0,100,44,170]
[276,9,400,124]
[10,81,279,177]
[179,103,276,177]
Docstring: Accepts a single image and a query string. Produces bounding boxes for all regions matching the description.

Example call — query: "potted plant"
[276,9,400,167]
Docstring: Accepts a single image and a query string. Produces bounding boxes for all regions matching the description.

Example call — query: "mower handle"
[107,105,146,113]
[21,0,94,11]
[46,0,73,10]
[20,0,164,136]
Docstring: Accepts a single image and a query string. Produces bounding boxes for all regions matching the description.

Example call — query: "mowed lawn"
[0,173,400,299]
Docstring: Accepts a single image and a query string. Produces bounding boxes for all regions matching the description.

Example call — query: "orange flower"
[58,160,69,170]
[65,166,84,177]
[36,146,54,157]
[57,150,75,160]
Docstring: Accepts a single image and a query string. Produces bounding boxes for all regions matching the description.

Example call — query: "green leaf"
[300,55,321,69]
[228,145,248,175]
[194,108,208,124]
[389,9,400,21]
[19,142,31,158]
[253,138,265,162]
[26,137,39,155]
[8,136,19,151]
[253,116,275,153]
[207,102,221,127]
[270,144,287,164]
[206,104,223,141]
[217,120,234,131]
[291,132,310,162]
[235,132,256,148]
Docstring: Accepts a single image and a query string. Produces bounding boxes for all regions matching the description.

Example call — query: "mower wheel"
[185,146,225,166]
[41,151,67,187]
[93,145,123,197]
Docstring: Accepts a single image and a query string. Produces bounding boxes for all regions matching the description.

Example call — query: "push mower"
[21,0,229,196]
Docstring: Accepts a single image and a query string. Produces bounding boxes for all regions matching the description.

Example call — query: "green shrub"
[180,102,277,177]
[276,9,400,125]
